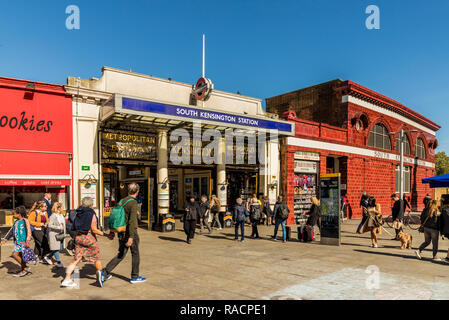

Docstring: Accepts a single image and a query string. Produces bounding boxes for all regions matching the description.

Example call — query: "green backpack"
[109,198,135,232]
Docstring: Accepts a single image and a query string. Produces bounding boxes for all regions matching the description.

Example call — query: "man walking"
[184,195,201,244]
[391,193,405,240]
[199,195,212,234]
[102,182,147,284]
[43,193,52,218]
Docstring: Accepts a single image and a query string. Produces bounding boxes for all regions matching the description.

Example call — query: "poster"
[79,180,98,209]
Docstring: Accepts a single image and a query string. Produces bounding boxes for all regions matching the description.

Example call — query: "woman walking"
[415,200,441,261]
[247,193,262,239]
[0,206,33,277]
[45,202,66,268]
[263,196,273,226]
[210,195,222,230]
[28,200,50,263]
[361,196,383,248]
[233,198,247,242]
[305,196,321,236]
[61,197,113,288]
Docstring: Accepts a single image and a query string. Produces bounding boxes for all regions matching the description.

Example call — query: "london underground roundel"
[193,77,213,101]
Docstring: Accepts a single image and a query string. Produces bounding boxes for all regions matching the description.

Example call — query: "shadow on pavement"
[159,236,186,243]
[354,249,419,260]
[108,272,130,283]
[1,261,21,274]
[50,265,66,279]
[204,235,234,241]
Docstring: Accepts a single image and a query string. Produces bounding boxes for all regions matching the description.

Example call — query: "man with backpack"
[102,182,147,284]
[272,195,289,243]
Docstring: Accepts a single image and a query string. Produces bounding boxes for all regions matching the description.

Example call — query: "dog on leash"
[397,231,412,249]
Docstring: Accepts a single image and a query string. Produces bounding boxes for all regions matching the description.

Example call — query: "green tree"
[435,151,449,176]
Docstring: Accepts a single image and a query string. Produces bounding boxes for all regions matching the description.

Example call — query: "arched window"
[395,135,411,155]
[415,138,426,158]
[368,124,391,150]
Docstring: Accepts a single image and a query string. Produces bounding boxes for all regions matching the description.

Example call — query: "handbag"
[419,213,431,233]
[55,233,69,241]
[22,246,37,263]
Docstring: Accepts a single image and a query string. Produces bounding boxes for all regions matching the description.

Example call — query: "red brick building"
[266,80,440,224]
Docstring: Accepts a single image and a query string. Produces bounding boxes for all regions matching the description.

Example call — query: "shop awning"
[101,94,295,136]
[0,150,71,186]
[422,174,449,188]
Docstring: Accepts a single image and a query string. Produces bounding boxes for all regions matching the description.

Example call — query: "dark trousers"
[235,221,245,240]
[32,229,50,258]
[184,219,196,240]
[104,232,140,279]
[251,221,259,238]
[356,214,368,233]
[418,227,439,257]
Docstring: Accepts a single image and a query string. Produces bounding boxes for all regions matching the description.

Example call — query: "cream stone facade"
[65,67,293,230]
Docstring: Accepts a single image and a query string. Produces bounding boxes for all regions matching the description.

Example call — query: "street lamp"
[389,129,418,215]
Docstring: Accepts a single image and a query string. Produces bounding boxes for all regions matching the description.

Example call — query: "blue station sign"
[115,96,294,135]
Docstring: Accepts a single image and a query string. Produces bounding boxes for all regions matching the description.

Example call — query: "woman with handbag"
[415,200,441,261]
[210,195,222,230]
[28,200,50,263]
[44,202,66,268]
[361,197,383,248]
[0,206,33,277]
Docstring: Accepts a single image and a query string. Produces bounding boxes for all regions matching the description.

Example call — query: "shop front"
[65,67,294,231]
[0,77,73,225]
[99,94,294,230]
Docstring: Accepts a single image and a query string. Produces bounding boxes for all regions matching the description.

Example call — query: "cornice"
[337,80,441,132]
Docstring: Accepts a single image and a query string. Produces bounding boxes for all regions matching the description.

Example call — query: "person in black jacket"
[183,196,201,244]
[439,198,449,263]
[272,195,289,242]
[423,194,432,208]
[306,196,321,234]
[415,200,441,261]
[391,194,405,240]
[356,192,369,234]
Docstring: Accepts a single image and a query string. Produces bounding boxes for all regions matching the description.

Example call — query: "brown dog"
[397,231,412,249]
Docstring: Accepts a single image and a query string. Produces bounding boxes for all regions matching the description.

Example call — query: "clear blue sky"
[1,0,448,152]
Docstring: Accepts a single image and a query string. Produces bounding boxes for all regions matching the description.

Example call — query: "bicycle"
[384,209,421,230]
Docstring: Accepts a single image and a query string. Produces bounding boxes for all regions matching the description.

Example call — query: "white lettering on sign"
[373,151,390,160]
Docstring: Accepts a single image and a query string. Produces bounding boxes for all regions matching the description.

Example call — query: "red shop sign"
[0,78,73,185]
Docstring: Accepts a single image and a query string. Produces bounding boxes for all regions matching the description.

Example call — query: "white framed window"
[395,165,411,193]
[415,138,426,159]
[368,124,391,150]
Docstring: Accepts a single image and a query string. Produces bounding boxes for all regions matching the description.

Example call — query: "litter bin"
[223,211,233,228]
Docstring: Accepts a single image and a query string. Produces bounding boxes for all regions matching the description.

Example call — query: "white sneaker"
[415,250,422,260]
[43,257,53,265]
[60,279,77,288]
[433,257,442,261]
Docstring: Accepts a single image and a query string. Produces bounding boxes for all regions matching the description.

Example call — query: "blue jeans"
[235,221,245,241]
[273,219,286,240]
[357,214,369,233]
[47,242,63,262]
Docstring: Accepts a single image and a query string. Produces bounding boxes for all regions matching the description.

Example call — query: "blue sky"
[0,0,448,152]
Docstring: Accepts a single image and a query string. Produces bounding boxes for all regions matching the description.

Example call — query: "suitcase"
[302,225,314,242]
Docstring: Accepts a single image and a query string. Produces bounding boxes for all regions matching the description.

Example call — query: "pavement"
[1,219,449,300]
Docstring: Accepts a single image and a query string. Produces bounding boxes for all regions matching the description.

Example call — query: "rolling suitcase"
[302,225,314,242]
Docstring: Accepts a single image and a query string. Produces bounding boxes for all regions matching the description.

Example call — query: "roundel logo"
[193,77,213,101]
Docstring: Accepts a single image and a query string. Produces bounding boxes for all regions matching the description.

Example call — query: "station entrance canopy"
[101,94,295,136]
